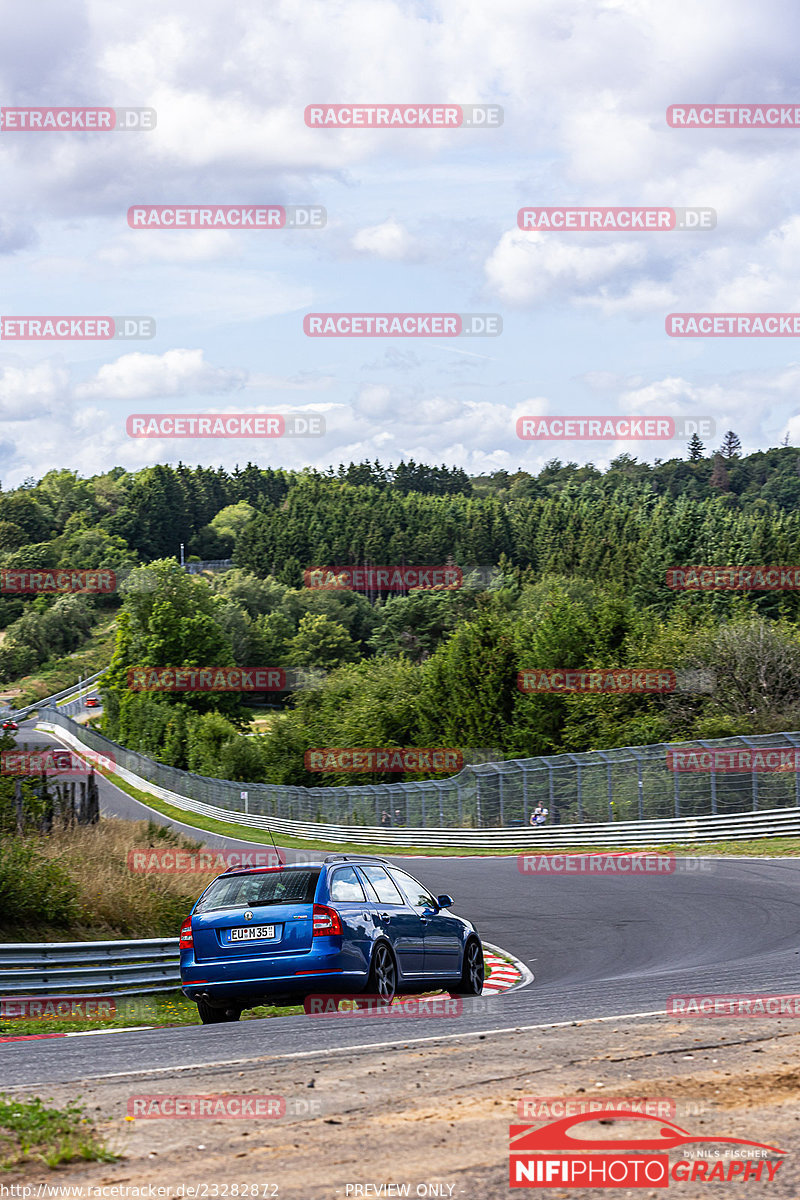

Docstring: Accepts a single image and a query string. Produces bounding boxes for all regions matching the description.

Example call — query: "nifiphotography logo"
[509,1111,786,1187]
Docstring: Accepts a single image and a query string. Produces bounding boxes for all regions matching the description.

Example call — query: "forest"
[1,437,800,785]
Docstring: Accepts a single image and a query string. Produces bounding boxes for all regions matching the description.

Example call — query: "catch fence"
[40,708,800,832]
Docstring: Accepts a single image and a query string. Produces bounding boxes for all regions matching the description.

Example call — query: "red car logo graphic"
[510,1110,786,1154]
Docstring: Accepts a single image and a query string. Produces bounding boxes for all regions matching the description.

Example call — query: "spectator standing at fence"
[530,804,549,827]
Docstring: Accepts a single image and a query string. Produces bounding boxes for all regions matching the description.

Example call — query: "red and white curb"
[482,942,534,995]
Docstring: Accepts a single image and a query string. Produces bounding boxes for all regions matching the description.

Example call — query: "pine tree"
[720,431,742,458]
[687,433,705,461]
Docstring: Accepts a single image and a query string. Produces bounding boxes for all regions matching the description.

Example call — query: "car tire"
[196,998,241,1024]
[448,938,484,996]
[365,942,397,1002]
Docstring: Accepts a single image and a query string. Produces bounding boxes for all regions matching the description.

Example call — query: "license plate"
[230,925,276,941]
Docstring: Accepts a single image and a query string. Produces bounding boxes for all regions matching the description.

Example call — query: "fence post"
[14,778,23,834]
[673,769,680,819]
[40,777,53,834]
[577,765,583,822]
[87,770,99,823]
[522,762,529,824]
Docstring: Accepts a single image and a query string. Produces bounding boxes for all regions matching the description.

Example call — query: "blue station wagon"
[180,854,485,1023]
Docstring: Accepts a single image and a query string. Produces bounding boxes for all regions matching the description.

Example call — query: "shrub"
[0,841,79,926]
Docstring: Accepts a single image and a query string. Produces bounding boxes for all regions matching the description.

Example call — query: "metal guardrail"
[39,717,800,847]
[0,938,180,996]
[185,559,233,574]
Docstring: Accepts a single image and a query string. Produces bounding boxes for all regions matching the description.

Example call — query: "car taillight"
[313,904,342,937]
[179,917,193,949]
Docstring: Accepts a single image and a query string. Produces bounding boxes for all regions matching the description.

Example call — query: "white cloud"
[351,218,419,260]
[0,362,70,415]
[485,229,646,306]
[74,349,245,402]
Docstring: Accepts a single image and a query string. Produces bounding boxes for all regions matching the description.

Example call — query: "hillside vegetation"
[3,446,800,785]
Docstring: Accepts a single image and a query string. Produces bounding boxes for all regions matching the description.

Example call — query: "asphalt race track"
[5,718,800,1088]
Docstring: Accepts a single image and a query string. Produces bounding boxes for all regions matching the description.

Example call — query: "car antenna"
[265,820,284,867]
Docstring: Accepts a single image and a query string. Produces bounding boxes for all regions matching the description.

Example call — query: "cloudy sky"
[2,0,800,486]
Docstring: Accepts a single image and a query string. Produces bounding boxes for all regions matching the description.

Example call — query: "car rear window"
[195,869,321,913]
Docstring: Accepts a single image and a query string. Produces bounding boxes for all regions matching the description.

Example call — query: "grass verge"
[0,990,301,1038]
[0,1093,116,1170]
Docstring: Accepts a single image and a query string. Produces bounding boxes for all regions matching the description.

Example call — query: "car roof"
[220,854,392,877]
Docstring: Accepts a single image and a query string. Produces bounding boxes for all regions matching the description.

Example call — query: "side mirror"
[436,894,454,909]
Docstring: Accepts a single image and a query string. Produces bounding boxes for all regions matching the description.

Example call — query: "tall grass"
[0,819,219,940]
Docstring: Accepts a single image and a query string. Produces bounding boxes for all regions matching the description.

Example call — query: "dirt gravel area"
[6,1014,800,1198]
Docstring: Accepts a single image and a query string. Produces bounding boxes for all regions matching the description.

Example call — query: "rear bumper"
[180,947,367,1003]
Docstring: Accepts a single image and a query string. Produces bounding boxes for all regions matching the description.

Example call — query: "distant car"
[2,720,18,731]
[85,697,100,708]
[180,854,485,1024]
